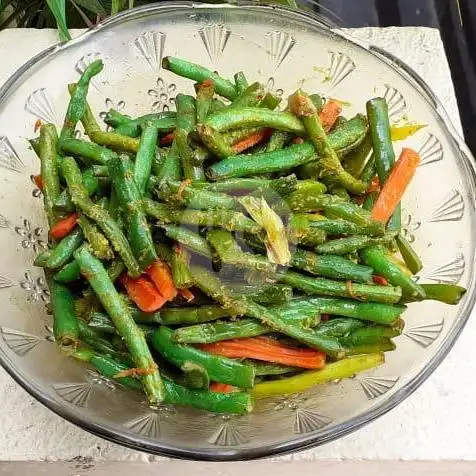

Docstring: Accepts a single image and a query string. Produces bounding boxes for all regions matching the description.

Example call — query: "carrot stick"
[179,288,195,302]
[209,382,236,393]
[231,128,271,154]
[372,148,420,224]
[120,274,167,313]
[160,131,175,146]
[146,259,178,301]
[199,337,326,369]
[319,100,343,132]
[49,212,79,240]
[373,275,389,286]
[32,174,44,192]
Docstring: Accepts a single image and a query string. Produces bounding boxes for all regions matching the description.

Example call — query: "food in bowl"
[30,56,465,414]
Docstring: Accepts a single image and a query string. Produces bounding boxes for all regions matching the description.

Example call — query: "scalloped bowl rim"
[0,1,475,461]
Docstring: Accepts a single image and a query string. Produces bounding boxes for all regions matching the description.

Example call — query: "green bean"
[143,199,260,235]
[134,121,160,194]
[197,124,235,158]
[287,214,327,247]
[229,82,265,109]
[175,128,205,181]
[266,131,292,152]
[39,124,61,227]
[281,271,402,305]
[297,114,369,180]
[402,283,466,305]
[171,245,193,289]
[342,325,402,346]
[210,98,227,114]
[314,317,365,337]
[192,175,298,196]
[88,130,141,154]
[288,297,405,325]
[360,245,426,299]
[291,215,377,237]
[34,250,52,267]
[105,110,175,137]
[73,348,141,389]
[190,265,346,358]
[67,83,101,135]
[178,361,210,390]
[152,326,255,388]
[53,260,80,283]
[108,155,157,270]
[164,378,253,413]
[234,71,249,94]
[74,246,164,403]
[77,320,131,365]
[88,311,117,333]
[175,94,196,132]
[60,60,103,143]
[228,284,293,305]
[160,179,238,210]
[207,142,316,180]
[260,92,282,110]
[344,339,396,355]
[208,229,276,274]
[342,133,373,178]
[206,107,305,134]
[315,233,397,255]
[50,281,80,352]
[252,353,384,398]
[173,297,322,344]
[45,228,84,269]
[61,138,117,165]
[367,98,401,231]
[287,193,385,236]
[289,91,366,193]
[160,225,213,258]
[54,168,99,212]
[161,305,237,325]
[77,214,113,260]
[156,142,181,183]
[174,319,268,344]
[162,56,237,100]
[62,157,141,278]
[195,80,215,123]
[291,249,374,283]
[244,360,299,376]
[395,235,423,275]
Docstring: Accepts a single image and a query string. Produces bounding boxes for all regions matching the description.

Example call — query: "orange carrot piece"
[231,128,271,154]
[179,288,195,302]
[49,212,79,240]
[209,382,236,393]
[367,176,380,194]
[32,174,44,192]
[121,274,167,313]
[372,148,420,224]
[146,259,178,301]
[373,275,389,286]
[160,131,175,146]
[199,337,326,369]
[319,100,343,132]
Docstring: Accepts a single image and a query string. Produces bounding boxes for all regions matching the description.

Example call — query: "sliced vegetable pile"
[32,57,466,414]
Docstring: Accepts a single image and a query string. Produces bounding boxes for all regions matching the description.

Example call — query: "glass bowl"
[0,1,475,461]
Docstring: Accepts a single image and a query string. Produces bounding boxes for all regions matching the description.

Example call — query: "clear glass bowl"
[0,1,474,461]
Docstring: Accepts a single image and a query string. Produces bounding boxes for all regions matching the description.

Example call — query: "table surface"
[0,26,473,463]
